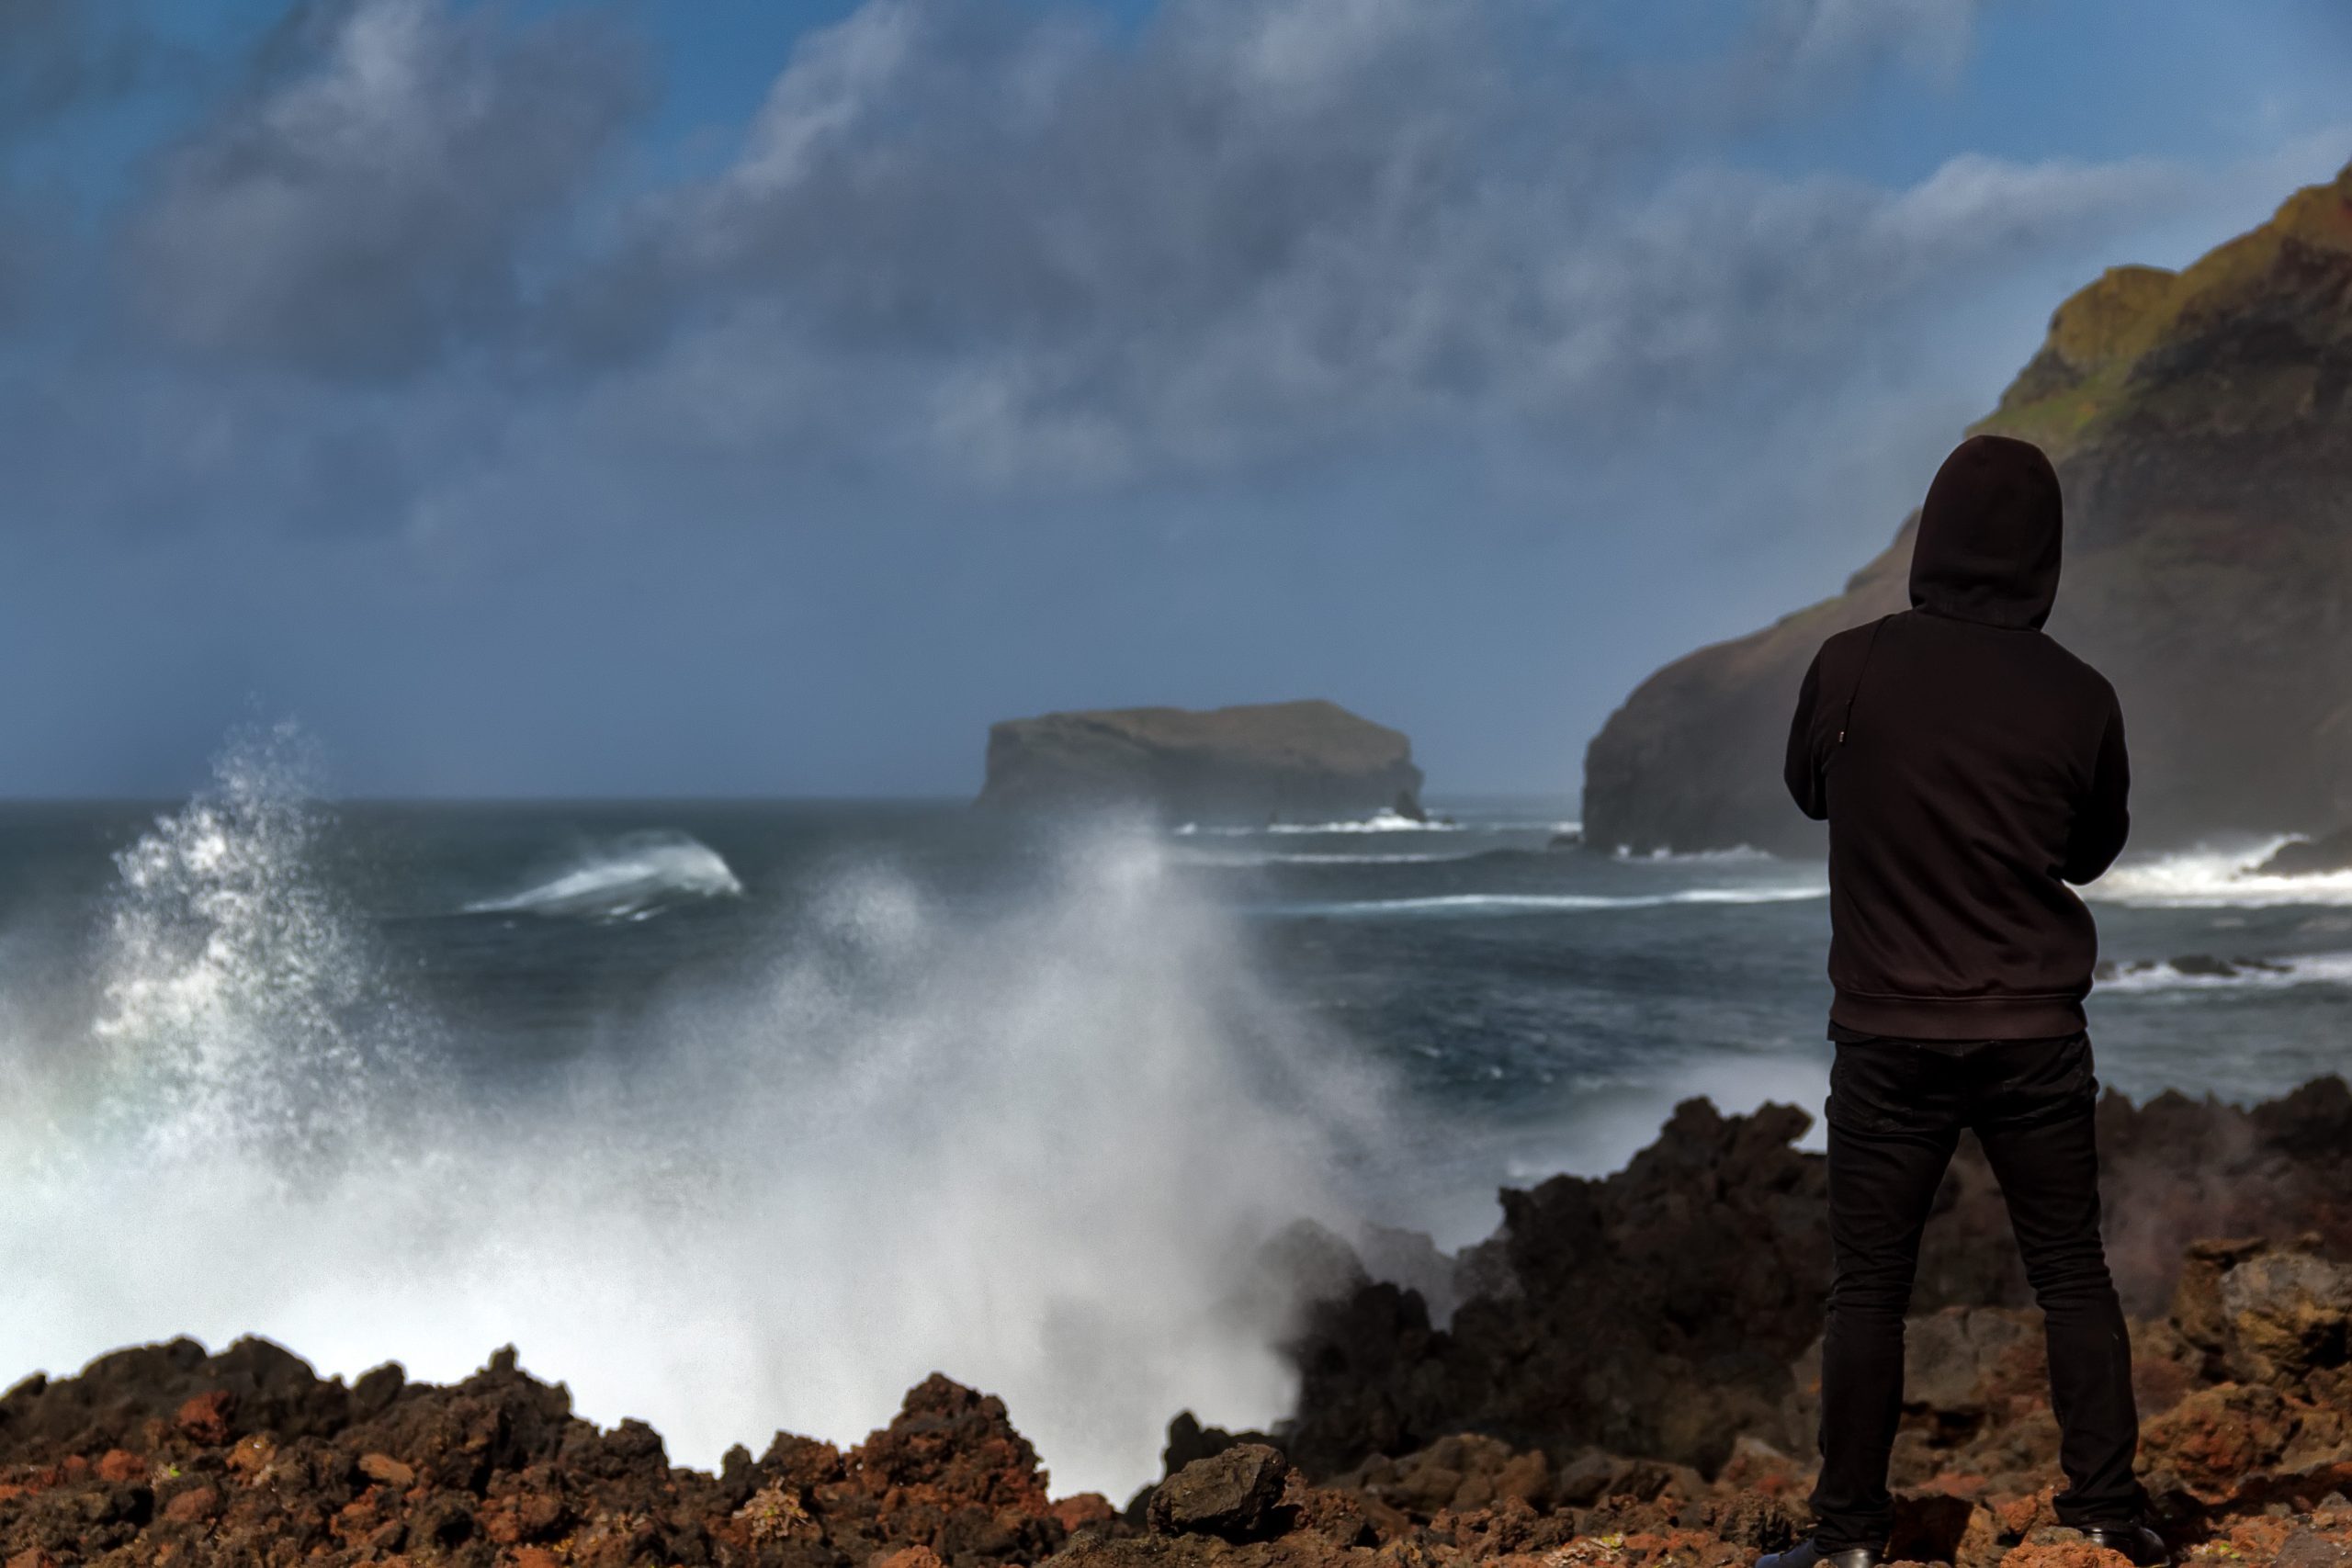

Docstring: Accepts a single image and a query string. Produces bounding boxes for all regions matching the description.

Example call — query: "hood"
[1908,434,2063,629]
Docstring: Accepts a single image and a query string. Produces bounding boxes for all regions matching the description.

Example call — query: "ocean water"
[3,730,2346,1495]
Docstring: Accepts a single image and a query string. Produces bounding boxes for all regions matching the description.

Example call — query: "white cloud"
[1772,0,1988,77]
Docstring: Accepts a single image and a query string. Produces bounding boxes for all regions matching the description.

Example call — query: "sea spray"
[0,732,1390,1497]
[91,723,434,1168]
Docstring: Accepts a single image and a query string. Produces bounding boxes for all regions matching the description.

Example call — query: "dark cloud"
[56,0,2177,494]
[543,0,2177,485]
[121,0,647,379]
[0,0,150,133]
[0,0,153,322]
[0,0,2256,546]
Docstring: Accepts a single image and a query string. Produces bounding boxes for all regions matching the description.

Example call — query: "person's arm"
[1785,649,1828,821]
[2062,700,2131,884]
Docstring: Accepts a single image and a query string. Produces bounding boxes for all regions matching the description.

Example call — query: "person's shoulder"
[1815,613,1897,664]
[1818,619,1880,653]
[2033,631,2121,708]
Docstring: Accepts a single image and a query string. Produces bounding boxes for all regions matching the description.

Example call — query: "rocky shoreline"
[11,1078,2352,1567]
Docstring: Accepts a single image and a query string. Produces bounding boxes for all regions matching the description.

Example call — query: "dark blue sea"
[4,732,2346,1493]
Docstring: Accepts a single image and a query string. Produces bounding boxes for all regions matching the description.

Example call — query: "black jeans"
[1810,1033,2145,1551]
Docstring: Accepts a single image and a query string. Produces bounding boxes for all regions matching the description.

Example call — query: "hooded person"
[1760,435,2165,1568]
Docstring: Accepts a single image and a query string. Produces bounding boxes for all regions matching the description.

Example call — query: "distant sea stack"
[1583,158,2352,854]
[978,700,1424,824]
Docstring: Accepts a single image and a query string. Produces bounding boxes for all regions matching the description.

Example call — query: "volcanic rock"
[1582,158,2352,853]
[1282,1076,2352,1480]
[977,701,1424,825]
[0,1347,1078,1568]
[2259,829,2352,877]
[1147,1446,1292,1541]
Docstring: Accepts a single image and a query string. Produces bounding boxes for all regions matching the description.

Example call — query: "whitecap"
[464,830,745,921]
[1611,843,1778,864]
[2097,952,2352,992]
[1270,885,1827,917]
[2087,839,2352,908]
[1265,809,1464,834]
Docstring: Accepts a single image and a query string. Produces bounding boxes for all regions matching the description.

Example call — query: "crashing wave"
[2088,839,2352,908]
[93,723,426,1167]
[7,757,1377,1496]
[464,830,745,921]
[2096,952,2352,992]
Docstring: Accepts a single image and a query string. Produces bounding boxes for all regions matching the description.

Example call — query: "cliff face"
[978,700,1424,824]
[1583,159,2352,853]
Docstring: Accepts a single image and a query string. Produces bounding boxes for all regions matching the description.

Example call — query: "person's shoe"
[1756,1541,1883,1568]
[2082,1525,2170,1564]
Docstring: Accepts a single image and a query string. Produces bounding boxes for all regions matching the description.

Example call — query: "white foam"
[1175,850,1466,866]
[2089,839,2352,908]
[1612,843,1777,864]
[2097,952,2352,992]
[1273,884,1827,917]
[1266,810,1463,834]
[1176,814,1577,840]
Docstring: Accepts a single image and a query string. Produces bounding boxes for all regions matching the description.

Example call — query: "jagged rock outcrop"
[978,701,1424,824]
[0,1348,1095,1568]
[1281,1076,2352,1481]
[1583,158,2352,852]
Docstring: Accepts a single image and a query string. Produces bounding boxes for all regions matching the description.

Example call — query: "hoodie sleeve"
[1785,649,1828,821]
[2062,700,2131,885]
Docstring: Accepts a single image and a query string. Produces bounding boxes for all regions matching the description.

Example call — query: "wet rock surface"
[11,1080,2352,1564]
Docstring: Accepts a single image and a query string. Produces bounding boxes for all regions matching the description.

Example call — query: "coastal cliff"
[1583,158,2352,853]
[12,1077,2352,1566]
[978,701,1424,824]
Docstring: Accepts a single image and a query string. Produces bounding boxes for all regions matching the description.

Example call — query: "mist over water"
[0,731,1389,1496]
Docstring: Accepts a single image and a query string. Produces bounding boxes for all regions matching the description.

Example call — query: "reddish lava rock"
[173,1390,234,1447]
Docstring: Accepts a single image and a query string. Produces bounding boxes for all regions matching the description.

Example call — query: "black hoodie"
[1785,434,2130,1040]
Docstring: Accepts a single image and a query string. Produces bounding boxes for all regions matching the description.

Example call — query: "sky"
[0,0,2346,798]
